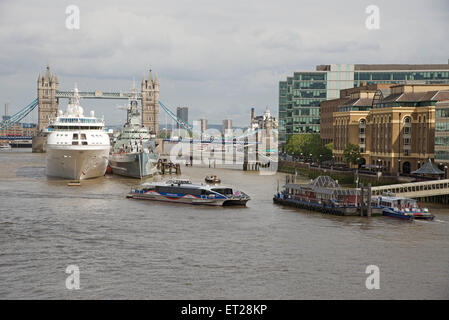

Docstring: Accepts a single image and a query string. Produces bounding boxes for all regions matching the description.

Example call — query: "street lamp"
[445,166,448,179]
[398,159,401,175]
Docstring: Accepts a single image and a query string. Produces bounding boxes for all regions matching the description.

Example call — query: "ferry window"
[82,141,88,145]
[81,134,86,140]
[183,188,202,195]
[72,141,78,145]
[212,188,233,195]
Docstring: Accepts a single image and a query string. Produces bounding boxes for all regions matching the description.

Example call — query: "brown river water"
[0,149,448,299]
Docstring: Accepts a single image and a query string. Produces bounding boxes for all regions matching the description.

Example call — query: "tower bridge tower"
[37,65,59,131]
[141,69,159,134]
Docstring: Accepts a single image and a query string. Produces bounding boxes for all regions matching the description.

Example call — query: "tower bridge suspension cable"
[0,99,38,130]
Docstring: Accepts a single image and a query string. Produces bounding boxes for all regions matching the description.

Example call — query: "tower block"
[37,65,59,131]
[141,69,159,134]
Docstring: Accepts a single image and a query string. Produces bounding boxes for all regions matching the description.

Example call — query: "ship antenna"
[74,82,80,105]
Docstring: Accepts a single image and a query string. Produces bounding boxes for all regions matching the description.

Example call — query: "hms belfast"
[109,89,159,178]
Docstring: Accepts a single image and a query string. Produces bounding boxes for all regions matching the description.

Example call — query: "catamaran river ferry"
[127,178,250,206]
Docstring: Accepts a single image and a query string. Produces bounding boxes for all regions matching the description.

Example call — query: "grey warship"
[109,91,159,178]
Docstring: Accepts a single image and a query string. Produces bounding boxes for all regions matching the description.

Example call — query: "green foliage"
[278,162,399,188]
[343,143,362,166]
[286,134,331,161]
[320,142,333,162]
[159,130,171,139]
[285,134,334,162]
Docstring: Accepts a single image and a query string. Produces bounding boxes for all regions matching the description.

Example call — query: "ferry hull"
[413,214,435,220]
[46,146,109,180]
[223,199,250,206]
[382,208,414,220]
[127,192,227,206]
[109,152,158,178]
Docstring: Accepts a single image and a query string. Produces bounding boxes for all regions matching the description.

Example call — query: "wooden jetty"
[157,159,181,175]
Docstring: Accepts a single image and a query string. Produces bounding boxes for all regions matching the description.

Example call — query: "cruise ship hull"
[46,146,109,180]
[109,152,158,178]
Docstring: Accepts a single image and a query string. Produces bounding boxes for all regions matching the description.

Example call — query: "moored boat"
[205,174,221,184]
[0,142,11,151]
[46,85,110,180]
[127,178,250,206]
[109,89,159,178]
[374,195,434,221]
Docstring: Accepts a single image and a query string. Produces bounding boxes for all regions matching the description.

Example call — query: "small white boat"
[0,143,11,151]
[205,174,221,184]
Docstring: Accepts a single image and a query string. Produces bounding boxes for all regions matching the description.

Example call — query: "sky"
[0,0,448,126]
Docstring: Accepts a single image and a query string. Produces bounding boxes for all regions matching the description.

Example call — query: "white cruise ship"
[46,86,110,180]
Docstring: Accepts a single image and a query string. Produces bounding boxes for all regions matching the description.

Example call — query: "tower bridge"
[35,65,159,133]
[0,65,189,145]
[0,65,278,169]
[55,90,143,99]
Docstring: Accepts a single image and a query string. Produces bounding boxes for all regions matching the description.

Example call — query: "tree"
[285,134,323,161]
[343,143,362,166]
[318,142,333,162]
[159,130,171,139]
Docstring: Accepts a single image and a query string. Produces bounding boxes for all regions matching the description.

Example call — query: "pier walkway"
[371,179,449,199]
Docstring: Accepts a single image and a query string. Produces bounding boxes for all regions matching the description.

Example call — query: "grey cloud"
[0,0,448,127]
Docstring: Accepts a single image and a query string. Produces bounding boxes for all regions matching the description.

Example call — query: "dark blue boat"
[374,196,434,221]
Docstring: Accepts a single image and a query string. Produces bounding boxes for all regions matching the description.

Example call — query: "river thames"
[0,150,448,299]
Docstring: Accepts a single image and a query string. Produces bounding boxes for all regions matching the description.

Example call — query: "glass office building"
[436,101,449,164]
[279,62,449,146]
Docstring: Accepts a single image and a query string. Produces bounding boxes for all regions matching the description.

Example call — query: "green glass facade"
[354,71,449,86]
[436,104,449,161]
[279,72,325,143]
[279,64,449,146]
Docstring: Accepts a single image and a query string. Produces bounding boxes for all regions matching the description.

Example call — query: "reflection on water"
[0,150,448,299]
[16,166,46,178]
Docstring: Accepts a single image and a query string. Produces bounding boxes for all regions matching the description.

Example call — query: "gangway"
[371,179,449,198]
